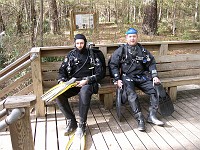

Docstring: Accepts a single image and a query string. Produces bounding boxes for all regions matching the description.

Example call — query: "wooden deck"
[1,87,200,150]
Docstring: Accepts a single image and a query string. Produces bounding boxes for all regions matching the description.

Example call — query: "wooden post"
[99,46,108,63]
[30,47,45,117]
[104,93,114,109]
[4,95,36,150]
[70,9,75,40]
[99,94,104,102]
[93,11,99,33]
[159,44,168,55]
[168,86,177,102]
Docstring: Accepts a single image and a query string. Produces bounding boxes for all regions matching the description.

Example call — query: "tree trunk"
[172,0,177,35]
[158,0,162,22]
[0,11,5,32]
[195,0,199,23]
[48,0,60,34]
[30,0,36,47]
[24,0,30,22]
[142,0,158,35]
[133,4,136,22]
[114,0,118,24]
[40,0,43,46]
[16,2,24,36]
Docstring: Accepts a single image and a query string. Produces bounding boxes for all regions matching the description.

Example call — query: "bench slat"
[159,69,200,78]
[161,75,200,87]
[155,54,200,63]
[157,60,200,71]
[42,62,61,71]
[42,71,58,81]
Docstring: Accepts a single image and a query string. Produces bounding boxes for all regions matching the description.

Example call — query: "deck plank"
[122,106,160,150]
[140,100,185,150]
[87,107,108,150]
[103,106,135,150]
[110,107,147,150]
[34,117,46,150]
[0,131,12,150]
[90,105,121,150]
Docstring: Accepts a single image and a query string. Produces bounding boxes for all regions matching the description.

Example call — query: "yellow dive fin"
[65,133,86,150]
[41,78,77,102]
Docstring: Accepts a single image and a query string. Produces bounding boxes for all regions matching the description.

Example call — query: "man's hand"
[76,80,88,87]
[153,77,160,86]
[115,80,123,89]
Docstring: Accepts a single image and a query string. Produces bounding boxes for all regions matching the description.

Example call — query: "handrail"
[0,108,6,118]
[0,52,30,77]
[0,108,25,131]
[0,53,38,83]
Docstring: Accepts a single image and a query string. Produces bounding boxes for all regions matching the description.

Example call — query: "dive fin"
[41,78,77,102]
[154,83,174,116]
[116,88,122,122]
[65,133,86,150]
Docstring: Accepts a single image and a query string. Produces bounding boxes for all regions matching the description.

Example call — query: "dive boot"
[64,119,77,136]
[65,122,86,150]
[135,112,145,131]
[74,122,86,138]
[147,108,164,126]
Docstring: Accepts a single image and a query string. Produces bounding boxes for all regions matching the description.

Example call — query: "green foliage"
[0,48,6,70]
[42,56,64,62]
[157,21,171,35]
[43,19,51,33]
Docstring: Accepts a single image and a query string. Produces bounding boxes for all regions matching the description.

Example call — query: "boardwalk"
[1,87,200,150]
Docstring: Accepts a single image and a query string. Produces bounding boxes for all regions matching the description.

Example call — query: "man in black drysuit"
[56,34,104,136]
[109,28,164,131]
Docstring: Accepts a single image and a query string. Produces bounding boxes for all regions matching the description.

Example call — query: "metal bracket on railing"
[0,109,7,118]
[0,108,25,131]
[30,52,38,61]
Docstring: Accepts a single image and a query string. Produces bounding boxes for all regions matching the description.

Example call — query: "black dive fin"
[116,88,122,122]
[154,83,175,116]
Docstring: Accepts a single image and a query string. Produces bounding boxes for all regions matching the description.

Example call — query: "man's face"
[75,39,85,50]
[126,34,138,46]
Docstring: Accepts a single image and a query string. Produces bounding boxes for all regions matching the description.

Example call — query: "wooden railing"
[0,52,38,101]
[0,40,200,117]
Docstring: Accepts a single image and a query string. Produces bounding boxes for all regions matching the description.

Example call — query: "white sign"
[75,14,94,29]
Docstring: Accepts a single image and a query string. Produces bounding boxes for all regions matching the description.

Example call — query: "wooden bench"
[155,54,200,102]
[99,53,200,109]
[30,46,200,115]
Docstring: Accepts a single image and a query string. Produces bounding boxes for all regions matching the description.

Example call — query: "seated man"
[56,34,104,136]
[109,28,164,131]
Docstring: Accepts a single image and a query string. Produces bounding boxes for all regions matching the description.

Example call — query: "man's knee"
[127,88,138,103]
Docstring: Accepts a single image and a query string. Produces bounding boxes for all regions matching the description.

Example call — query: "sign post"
[70,10,98,40]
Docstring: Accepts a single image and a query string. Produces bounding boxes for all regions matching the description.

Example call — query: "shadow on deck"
[1,88,200,150]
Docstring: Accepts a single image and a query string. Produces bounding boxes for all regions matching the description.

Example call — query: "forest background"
[0,0,199,70]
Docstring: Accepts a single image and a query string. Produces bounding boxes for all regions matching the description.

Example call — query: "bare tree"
[171,0,177,35]
[48,0,60,34]
[16,1,24,36]
[40,0,43,46]
[23,0,30,22]
[158,0,163,22]
[0,10,5,32]
[30,0,36,47]
[195,0,199,23]
[142,0,158,35]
